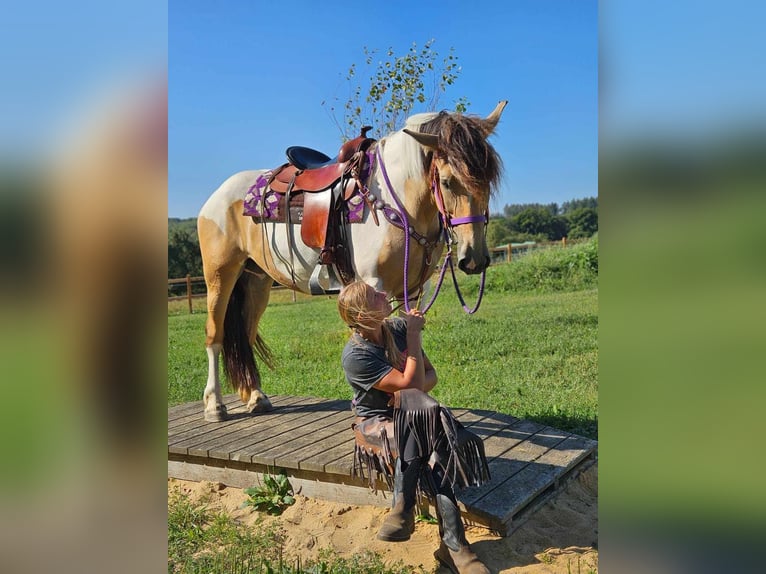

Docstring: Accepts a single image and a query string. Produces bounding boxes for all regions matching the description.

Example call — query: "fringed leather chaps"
[352,415,397,491]
[394,389,490,492]
[352,389,490,493]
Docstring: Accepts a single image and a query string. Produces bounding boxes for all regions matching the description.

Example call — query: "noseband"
[375,146,488,314]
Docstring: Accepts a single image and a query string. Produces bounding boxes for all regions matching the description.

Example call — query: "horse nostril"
[458,257,485,275]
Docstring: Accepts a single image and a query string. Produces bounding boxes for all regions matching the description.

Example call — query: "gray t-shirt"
[341,317,409,418]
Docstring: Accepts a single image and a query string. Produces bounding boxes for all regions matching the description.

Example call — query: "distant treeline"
[168,196,598,280]
[489,196,598,247]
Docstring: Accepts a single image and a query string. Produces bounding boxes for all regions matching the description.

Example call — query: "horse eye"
[440,178,451,189]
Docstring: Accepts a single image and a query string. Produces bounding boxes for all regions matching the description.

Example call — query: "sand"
[168,462,597,573]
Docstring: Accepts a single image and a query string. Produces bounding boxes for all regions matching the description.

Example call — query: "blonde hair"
[338,281,404,368]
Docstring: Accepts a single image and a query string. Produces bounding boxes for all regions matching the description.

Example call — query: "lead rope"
[427,162,487,314]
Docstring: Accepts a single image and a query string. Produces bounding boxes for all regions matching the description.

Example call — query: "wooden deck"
[168,394,597,536]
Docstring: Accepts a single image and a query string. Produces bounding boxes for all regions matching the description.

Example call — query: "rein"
[375,146,487,315]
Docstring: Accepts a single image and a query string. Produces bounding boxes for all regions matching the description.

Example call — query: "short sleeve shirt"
[342,318,409,418]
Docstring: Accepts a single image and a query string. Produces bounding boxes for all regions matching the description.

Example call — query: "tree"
[168,225,202,279]
[566,207,598,238]
[513,207,555,237]
[323,39,469,140]
[503,202,559,218]
[487,217,514,248]
[561,197,598,214]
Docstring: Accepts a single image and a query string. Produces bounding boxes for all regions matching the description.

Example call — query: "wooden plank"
[266,416,359,468]
[298,436,356,473]
[168,459,392,507]
[168,395,315,449]
[168,275,204,285]
[488,455,596,536]
[222,399,349,462]
[324,451,355,476]
[457,424,569,508]
[168,393,291,425]
[168,393,294,424]
[168,394,240,422]
[241,404,354,466]
[169,396,328,456]
[470,434,596,529]
[179,397,336,458]
[169,395,303,435]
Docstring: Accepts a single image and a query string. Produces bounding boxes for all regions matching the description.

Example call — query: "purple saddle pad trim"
[243,171,366,224]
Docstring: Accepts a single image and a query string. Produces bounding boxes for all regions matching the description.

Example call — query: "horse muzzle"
[457,247,491,275]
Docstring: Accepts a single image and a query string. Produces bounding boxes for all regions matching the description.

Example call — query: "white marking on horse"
[199,170,268,234]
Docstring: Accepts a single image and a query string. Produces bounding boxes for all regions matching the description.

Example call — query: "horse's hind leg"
[201,258,243,422]
[241,263,274,414]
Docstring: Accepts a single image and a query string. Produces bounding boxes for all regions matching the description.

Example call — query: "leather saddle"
[262,127,375,294]
[269,126,374,198]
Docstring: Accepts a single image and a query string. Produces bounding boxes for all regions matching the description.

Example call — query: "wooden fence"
[168,275,206,313]
[168,275,293,313]
[489,237,569,264]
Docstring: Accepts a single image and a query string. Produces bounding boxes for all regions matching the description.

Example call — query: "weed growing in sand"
[243,470,296,516]
[415,511,438,525]
[567,555,598,574]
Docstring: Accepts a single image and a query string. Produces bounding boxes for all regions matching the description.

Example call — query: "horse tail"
[222,268,274,401]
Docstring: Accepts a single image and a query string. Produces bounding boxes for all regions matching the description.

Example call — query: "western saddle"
[245,127,376,294]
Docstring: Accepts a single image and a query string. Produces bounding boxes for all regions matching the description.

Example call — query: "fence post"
[562,237,567,248]
[506,244,512,262]
[186,274,193,314]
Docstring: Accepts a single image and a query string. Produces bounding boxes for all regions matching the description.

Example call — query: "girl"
[338,280,491,574]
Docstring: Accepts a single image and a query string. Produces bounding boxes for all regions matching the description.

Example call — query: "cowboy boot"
[377,458,421,541]
[433,494,490,574]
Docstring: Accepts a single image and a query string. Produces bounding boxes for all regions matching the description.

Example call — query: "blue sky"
[169,0,598,217]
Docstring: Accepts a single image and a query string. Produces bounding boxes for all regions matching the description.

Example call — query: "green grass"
[168,492,423,573]
[168,240,598,439]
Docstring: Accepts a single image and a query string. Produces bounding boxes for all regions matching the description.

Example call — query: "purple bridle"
[375,146,488,314]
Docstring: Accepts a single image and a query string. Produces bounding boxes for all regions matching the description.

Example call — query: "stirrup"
[309,264,342,295]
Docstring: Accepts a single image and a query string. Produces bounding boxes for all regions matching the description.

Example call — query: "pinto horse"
[197,101,506,421]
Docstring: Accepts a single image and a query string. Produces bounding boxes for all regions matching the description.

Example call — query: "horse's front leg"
[203,343,228,421]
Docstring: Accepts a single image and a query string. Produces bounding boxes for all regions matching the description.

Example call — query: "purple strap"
[449,214,488,226]
[375,145,487,315]
[377,147,415,311]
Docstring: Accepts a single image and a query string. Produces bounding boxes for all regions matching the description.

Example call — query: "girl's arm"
[374,311,436,393]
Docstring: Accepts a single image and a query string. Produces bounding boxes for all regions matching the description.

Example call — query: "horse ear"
[483,100,508,135]
[403,129,440,150]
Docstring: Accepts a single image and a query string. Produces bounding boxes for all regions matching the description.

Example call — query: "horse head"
[404,101,506,274]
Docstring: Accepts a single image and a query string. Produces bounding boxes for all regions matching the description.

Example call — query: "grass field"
[168,239,598,439]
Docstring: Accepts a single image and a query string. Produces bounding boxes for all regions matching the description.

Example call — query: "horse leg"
[241,265,274,414]
[202,259,243,422]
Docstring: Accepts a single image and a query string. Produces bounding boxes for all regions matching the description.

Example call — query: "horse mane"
[417,111,503,200]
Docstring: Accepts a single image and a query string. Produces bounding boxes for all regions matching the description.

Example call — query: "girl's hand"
[405,309,425,333]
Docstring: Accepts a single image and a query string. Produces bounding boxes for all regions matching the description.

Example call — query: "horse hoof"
[204,404,228,422]
[247,396,273,414]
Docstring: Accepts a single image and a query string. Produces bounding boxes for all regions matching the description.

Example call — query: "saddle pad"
[243,171,365,224]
